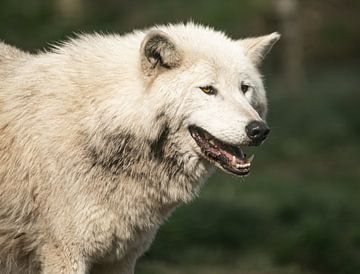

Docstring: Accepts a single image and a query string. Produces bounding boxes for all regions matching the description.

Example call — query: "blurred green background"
[1,0,359,273]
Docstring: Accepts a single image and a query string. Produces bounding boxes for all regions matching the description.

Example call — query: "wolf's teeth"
[247,154,255,163]
[236,163,250,168]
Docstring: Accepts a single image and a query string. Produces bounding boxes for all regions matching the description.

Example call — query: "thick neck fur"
[84,117,209,205]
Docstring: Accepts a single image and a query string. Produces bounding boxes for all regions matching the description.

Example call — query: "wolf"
[0,23,279,273]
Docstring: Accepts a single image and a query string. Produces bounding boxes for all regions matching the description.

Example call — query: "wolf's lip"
[188,125,254,176]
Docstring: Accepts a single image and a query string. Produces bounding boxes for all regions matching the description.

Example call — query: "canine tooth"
[209,139,216,146]
[247,154,255,163]
[231,155,237,165]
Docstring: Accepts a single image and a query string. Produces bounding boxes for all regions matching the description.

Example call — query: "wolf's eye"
[241,82,250,94]
[200,86,216,95]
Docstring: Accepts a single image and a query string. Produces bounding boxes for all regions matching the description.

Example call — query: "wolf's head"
[140,23,280,176]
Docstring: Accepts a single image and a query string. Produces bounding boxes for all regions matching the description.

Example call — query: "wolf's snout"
[245,121,270,144]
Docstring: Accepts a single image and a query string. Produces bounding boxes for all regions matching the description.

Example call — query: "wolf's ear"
[141,30,182,76]
[240,32,280,66]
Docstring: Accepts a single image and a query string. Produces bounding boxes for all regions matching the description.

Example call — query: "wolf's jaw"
[188,126,254,176]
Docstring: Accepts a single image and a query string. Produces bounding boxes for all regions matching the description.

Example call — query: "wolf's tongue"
[217,143,244,161]
[222,150,236,161]
[217,145,254,168]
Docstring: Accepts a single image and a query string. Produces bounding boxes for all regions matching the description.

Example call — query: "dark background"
[1,1,359,273]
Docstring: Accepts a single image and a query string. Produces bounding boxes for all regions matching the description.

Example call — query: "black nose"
[245,120,270,143]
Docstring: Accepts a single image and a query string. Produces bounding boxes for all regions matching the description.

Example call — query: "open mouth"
[189,126,254,176]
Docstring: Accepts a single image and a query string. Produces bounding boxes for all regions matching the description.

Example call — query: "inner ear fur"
[141,30,182,76]
[241,32,280,66]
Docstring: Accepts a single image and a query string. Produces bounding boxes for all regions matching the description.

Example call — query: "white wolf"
[0,23,279,273]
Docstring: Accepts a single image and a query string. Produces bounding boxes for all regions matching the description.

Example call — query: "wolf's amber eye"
[241,82,250,94]
[200,86,216,95]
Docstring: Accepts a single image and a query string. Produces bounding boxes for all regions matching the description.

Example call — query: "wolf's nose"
[245,121,270,143]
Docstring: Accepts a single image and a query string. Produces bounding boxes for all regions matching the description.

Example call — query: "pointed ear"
[240,32,280,66]
[140,30,182,76]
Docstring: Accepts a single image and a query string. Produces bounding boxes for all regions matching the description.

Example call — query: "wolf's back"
[0,42,28,60]
[0,42,30,77]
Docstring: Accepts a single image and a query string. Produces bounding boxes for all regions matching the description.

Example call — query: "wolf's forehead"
[188,40,246,64]
[187,49,255,82]
[185,43,252,76]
